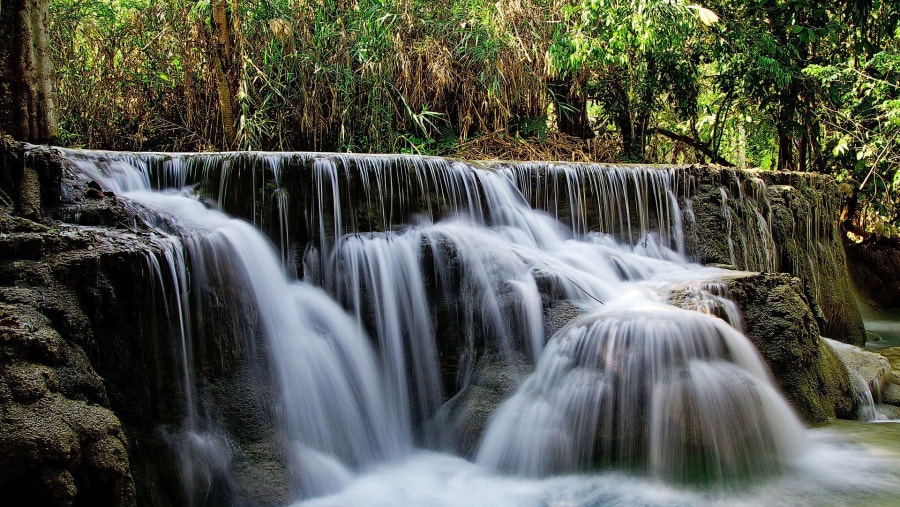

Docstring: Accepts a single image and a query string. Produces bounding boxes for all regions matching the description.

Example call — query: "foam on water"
[295,433,898,507]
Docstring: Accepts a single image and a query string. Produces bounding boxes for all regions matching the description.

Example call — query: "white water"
[55,148,899,505]
[475,299,806,482]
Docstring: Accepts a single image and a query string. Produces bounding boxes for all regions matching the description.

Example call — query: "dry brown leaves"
[452,129,619,163]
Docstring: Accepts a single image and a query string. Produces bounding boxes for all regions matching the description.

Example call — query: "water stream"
[56,148,899,505]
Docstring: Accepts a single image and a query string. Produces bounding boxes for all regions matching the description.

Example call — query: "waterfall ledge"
[0,138,883,504]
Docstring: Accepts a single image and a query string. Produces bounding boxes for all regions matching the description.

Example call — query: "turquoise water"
[818,420,900,507]
[861,301,900,350]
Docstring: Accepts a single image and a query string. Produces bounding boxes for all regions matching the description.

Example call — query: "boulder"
[825,339,893,402]
[875,403,900,420]
[428,353,532,458]
[882,382,900,407]
[721,273,857,422]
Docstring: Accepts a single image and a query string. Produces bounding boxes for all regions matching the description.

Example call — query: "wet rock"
[543,299,584,340]
[876,346,900,372]
[826,340,893,401]
[722,272,857,423]
[202,359,291,506]
[0,141,178,505]
[683,168,864,345]
[0,137,63,220]
[230,437,290,506]
[875,404,900,419]
[866,330,885,344]
[0,304,135,506]
[4,363,57,402]
[882,382,900,407]
[0,232,45,259]
[430,353,532,458]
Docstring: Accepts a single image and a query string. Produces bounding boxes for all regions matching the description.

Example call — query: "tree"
[0,0,58,142]
[550,0,715,161]
[701,0,899,173]
[205,0,242,149]
[806,47,900,230]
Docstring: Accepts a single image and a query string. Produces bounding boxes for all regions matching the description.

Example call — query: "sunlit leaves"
[805,39,900,224]
[692,5,718,26]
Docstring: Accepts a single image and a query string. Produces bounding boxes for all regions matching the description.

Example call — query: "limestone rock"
[722,273,857,422]
[429,353,532,458]
[826,339,893,401]
[0,304,135,506]
[682,167,864,345]
[875,403,900,420]
[882,382,900,406]
[543,299,584,341]
[876,346,900,373]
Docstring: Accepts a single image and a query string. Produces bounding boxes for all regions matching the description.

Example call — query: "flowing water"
[53,148,899,505]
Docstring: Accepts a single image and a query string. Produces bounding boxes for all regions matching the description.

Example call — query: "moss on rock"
[679,167,864,346]
[724,273,857,423]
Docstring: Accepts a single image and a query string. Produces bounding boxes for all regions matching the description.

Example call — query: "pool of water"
[294,422,900,507]
[860,301,900,350]
[817,419,900,507]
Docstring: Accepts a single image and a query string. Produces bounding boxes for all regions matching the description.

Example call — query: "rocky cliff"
[680,167,864,345]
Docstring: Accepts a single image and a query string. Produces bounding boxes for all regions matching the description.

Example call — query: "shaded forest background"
[43,0,900,232]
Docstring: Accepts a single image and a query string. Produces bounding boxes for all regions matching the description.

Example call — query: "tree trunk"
[608,79,641,160]
[210,0,240,149]
[0,0,58,143]
[629,54,657,162]
[775,104,796,172]
[549,81,594,140]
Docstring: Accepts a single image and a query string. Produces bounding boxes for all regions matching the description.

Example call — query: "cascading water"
[53,147,898,506]
[476,299,806,482]
[65,150,407,499]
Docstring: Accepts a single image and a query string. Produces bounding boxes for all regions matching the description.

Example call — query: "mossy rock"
[827,340,893,401]
[724,273,857,422]
[679,167,864,346]
[427,353,532,458]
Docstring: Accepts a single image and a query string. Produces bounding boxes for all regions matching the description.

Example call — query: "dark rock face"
[429,354,532,458]
[0,136,61,220]
[0,279,137,505]
[846,238,900,310]
[1,139,175,505]
[2,140,294,506]
[723,273,857,423]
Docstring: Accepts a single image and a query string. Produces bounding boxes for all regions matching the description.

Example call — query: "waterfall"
[475,300,806,482]
[66,150,408,499]
[51,147,895,505]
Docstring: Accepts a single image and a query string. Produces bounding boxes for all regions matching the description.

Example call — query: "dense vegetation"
[47,0,900,232]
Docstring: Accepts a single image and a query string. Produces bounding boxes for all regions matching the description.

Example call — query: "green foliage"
[49,0,215,149]
[546,0,713,159]
[49,0,562,153]
[700,0,900,173]
[41,0,900,227]
[805,45,900,225]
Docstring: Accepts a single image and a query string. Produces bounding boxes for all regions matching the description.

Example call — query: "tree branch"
[653,127,735,166]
